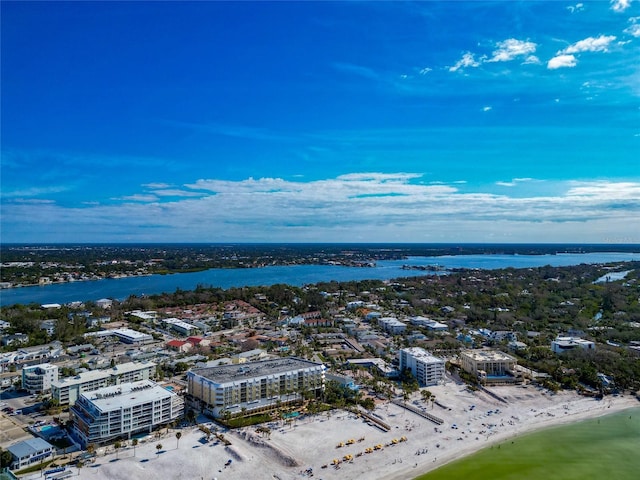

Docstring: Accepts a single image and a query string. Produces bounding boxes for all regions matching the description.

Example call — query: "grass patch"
[14,459,56,475]
[416,408,640,480]
[223,414,272,428]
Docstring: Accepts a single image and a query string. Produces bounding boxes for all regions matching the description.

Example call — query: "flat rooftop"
[52,361,155,388]
[401,347,444,363]
[190,357,324,384]
[462,349,516,362]
[84,380,173,410]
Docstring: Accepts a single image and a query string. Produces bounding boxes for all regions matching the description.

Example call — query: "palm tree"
[155,443,162,458]
[132,438,138,457]
[175,431,182,449]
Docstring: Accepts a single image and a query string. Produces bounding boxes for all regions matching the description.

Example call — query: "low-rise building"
[378,317,407,334]
[21,363,59,394]
[51,361,156,406]
[409,316,448,331]
[551,336,595,354]
[398,347,445,386]
[187,357,325,419]
[7,438,54,470]
[162,318,198,336]
[70,379,184,447]
[112,328,153,345]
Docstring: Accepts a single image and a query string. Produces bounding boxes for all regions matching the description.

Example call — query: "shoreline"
[32,384,638,480]
[396,398,640,480]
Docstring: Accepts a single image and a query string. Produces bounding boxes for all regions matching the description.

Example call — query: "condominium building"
[460,349,518,383]
[21,363,59,394]
[51,361,156,406]
[187,357,325,419]
[70,380,183,447]
[398,347,445,387]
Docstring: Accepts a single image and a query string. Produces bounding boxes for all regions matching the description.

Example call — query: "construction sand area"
[29,383,639,480]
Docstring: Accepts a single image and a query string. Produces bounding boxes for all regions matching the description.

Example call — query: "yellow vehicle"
[374,444,383,450]
[391,438,398,444]
[343,454,352,462]
[332,458,340,465]
[365,447,373,454]
[346,439,355,445]
[336,442,344,448]
[400,436,407,442]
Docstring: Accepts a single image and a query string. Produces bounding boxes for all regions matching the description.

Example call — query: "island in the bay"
[0,243,639,480]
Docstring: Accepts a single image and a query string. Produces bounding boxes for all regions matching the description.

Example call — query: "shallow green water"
[416,406,640,480]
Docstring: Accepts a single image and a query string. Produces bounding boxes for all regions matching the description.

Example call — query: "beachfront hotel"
[70,379,184,447]
[51,361,156,406]
[398,347,445,387]
[460,349,520,384]
[186,357,325,419]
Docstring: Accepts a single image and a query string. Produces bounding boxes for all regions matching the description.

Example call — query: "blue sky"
[1,1,639,244]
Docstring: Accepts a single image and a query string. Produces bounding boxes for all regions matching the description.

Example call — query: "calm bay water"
[0,252,637,307]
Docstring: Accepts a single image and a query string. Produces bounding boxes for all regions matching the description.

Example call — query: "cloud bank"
[3,174,639,243]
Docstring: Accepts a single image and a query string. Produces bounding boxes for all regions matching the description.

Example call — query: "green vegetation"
[223,413,272,428]
[417,408,640,480]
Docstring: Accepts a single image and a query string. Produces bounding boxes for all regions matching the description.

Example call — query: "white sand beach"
[35,383,639,480]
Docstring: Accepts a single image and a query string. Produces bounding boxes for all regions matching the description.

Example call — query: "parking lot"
[0,389,59,449]
[0,412,33,448]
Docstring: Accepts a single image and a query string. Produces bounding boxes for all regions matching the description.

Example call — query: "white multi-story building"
[409,316,448,331]
[162,318,198,336]
[21,363,59,394]
[551,336,595,354]
[70,380,183,447]
[398,347,445,387]
[51,361,156,406]
[378,317,407,334]
[187,357,325,419]
[460,349,518,383]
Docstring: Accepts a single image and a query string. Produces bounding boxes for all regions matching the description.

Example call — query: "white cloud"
[610,0,632,12]
[115,194,159,202]
[523,55,541,65]
[3,176,639,243]
[624,23,640,37]
[449,52,482,72]
[488,39,537,62]
[567,3,585,13]
[496,178,535,187]
[152,189,206,197]
[547,54,577,69]
[563,35,616,54]
[482,106,492,112]
[142,182,172,189]
[419,67,432,75]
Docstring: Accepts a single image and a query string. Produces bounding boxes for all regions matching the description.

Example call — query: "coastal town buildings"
[398,347,445,387]
[70,379,184,447]
[186,357,325,418]
[51,361,156,406]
